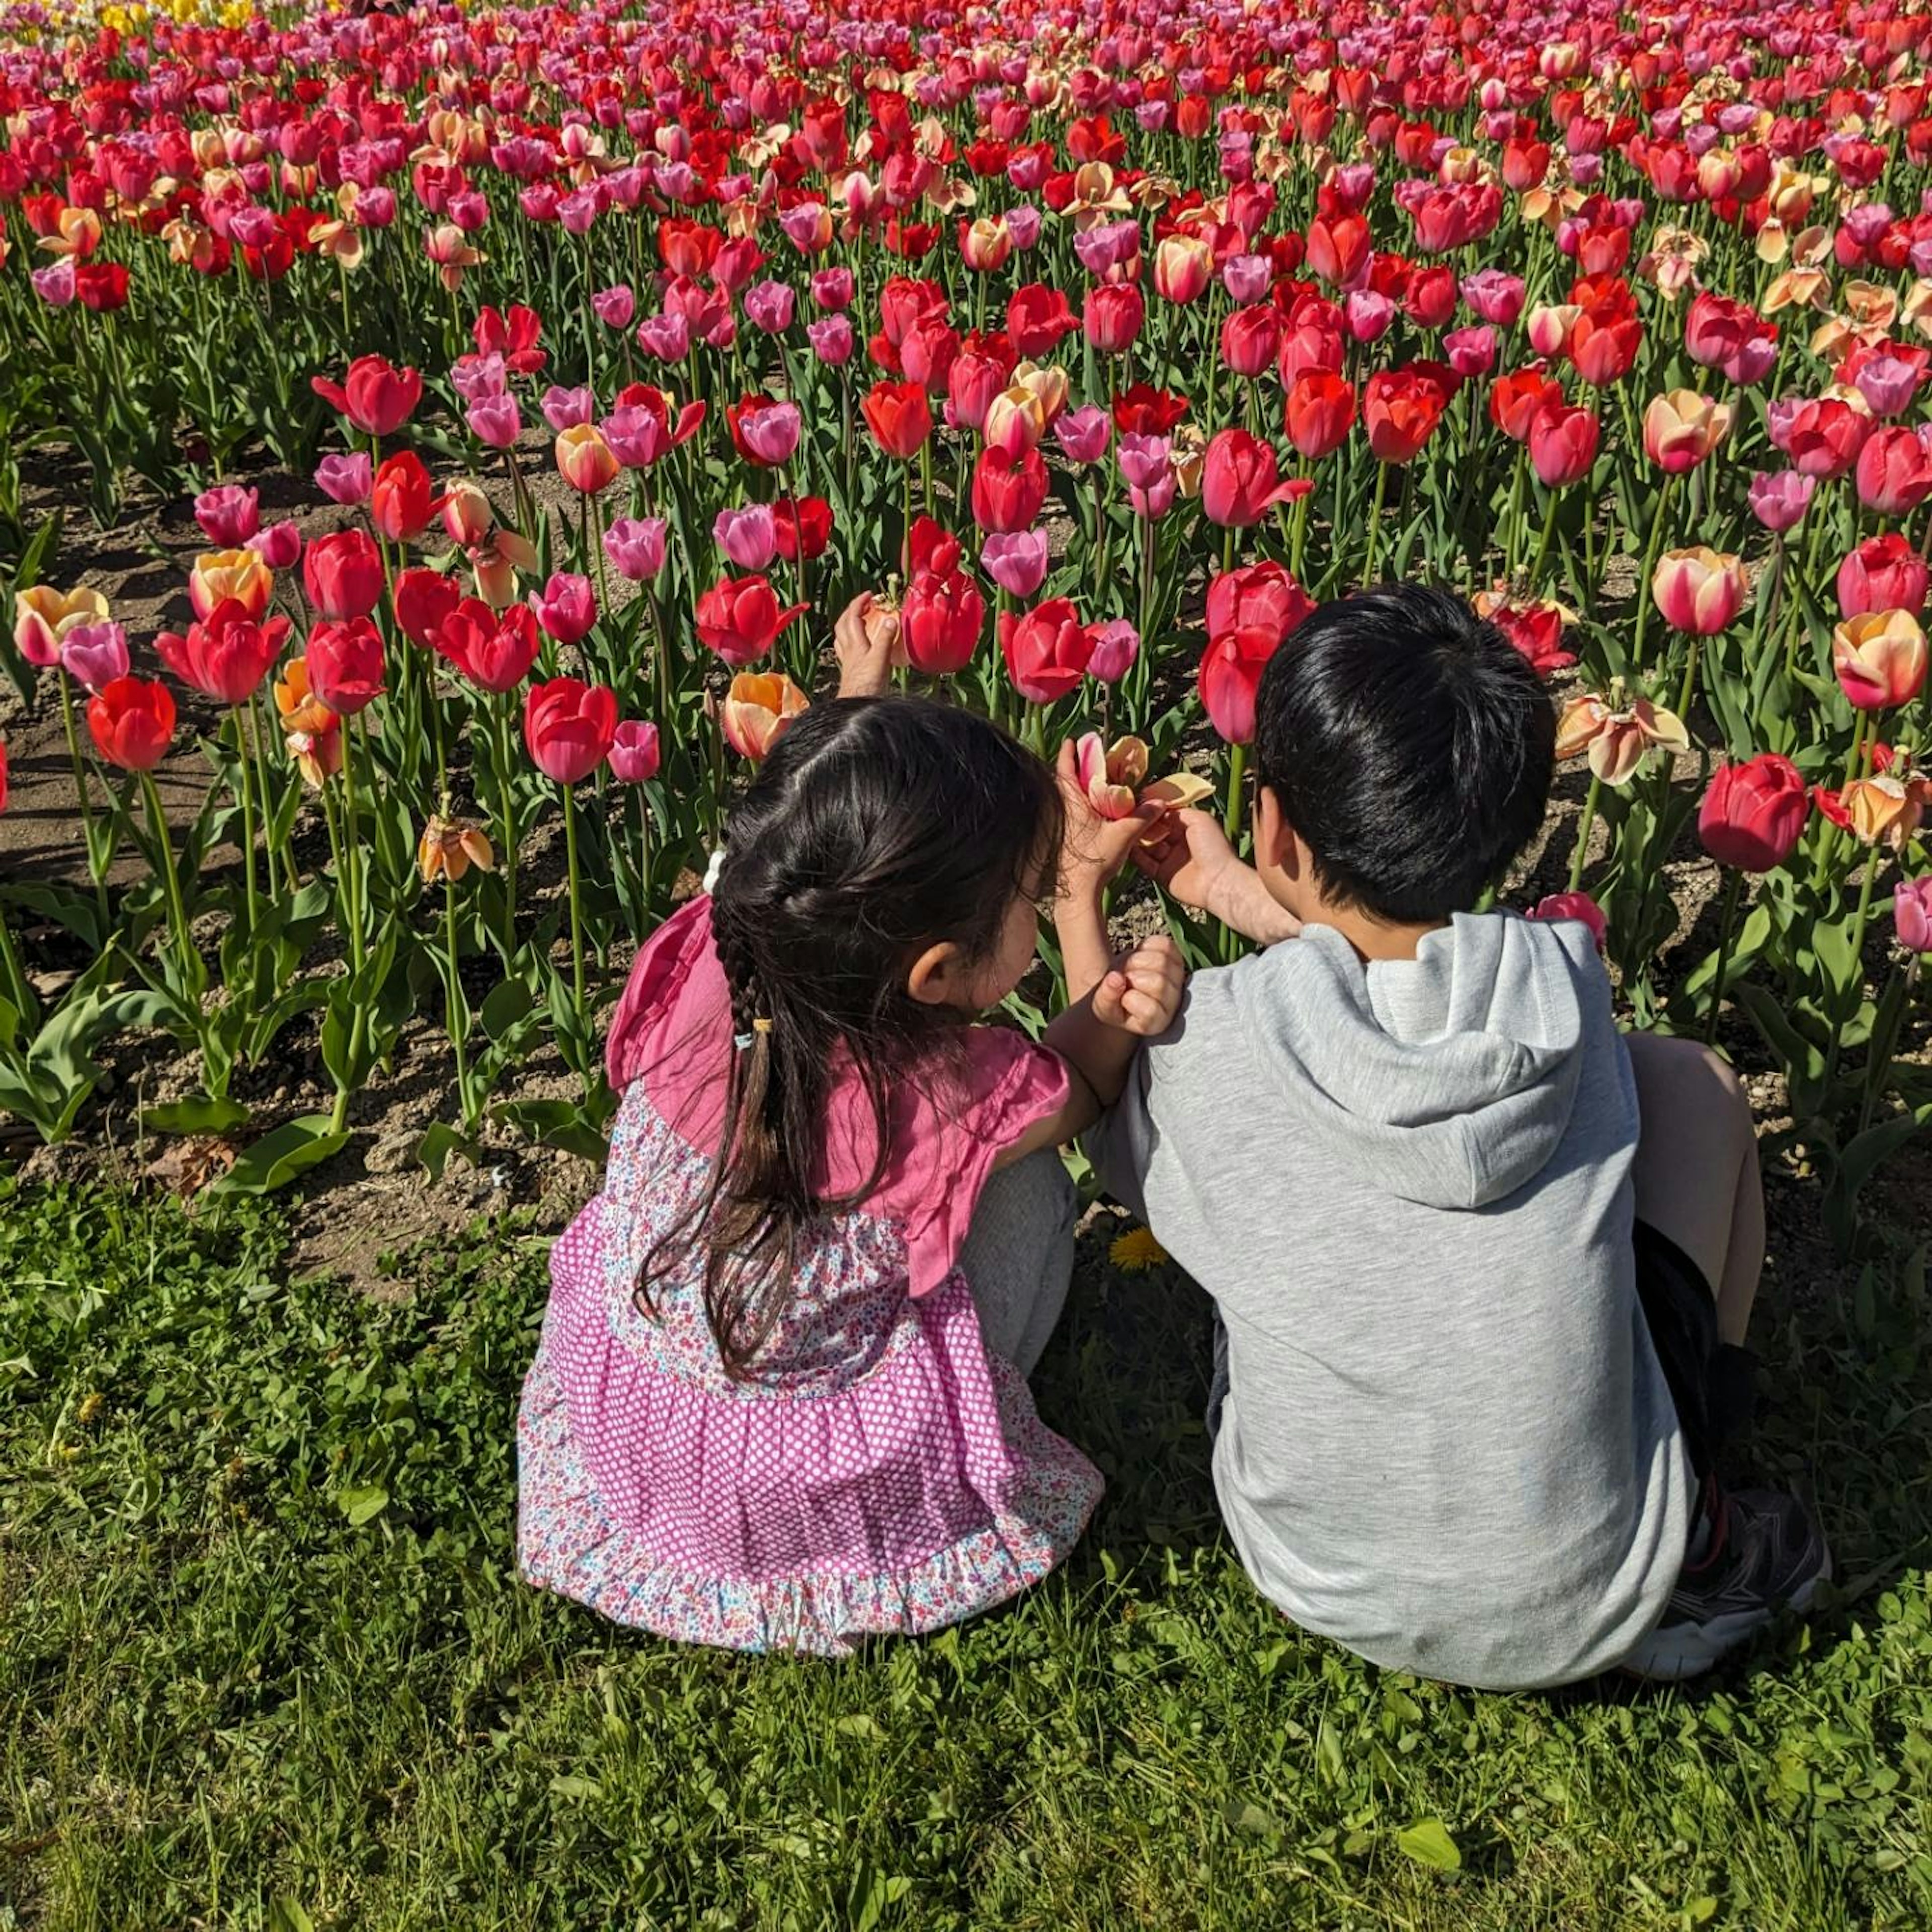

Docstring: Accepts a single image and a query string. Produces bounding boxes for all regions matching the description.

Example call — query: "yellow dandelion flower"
[1109,1226,1169,1272]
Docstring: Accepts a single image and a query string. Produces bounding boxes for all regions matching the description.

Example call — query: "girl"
[517,613,1182,1653]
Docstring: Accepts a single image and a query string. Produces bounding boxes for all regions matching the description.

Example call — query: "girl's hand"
[1055,738,1161,900]
[1092,933,1186,1037]
[834,593,897,699]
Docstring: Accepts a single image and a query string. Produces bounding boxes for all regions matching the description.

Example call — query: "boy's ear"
[1254,783,1293,869]
[907,940,964,1006]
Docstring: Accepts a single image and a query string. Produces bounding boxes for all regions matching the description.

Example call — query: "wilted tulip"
[1652,547,1748,635]
[1554,691,1691,784]
[418,814,495,886]
[1832,609,1929,711]
[1699,755,1810,871]
[721,671,810,761]
[1642,390,1733,471]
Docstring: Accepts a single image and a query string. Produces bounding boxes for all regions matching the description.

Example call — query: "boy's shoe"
[1622,1486,1830,1682]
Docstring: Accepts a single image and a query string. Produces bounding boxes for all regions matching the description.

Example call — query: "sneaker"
[1622,1486,1831,1682]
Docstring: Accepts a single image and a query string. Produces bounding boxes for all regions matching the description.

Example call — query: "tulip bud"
[1651,547,1748,635]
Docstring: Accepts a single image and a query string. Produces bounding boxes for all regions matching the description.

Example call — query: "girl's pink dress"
[516,896,1103,1654]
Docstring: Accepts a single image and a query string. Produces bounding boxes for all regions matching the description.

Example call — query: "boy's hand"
[1092,933,1186,1037]
[834,593,897,699]
[1056,738,1162,901]
[1134,808,1240,912]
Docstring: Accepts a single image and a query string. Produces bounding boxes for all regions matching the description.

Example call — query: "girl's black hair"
[640,695,1061,1379]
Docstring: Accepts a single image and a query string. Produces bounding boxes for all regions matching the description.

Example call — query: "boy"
[1101,584,1827,1690]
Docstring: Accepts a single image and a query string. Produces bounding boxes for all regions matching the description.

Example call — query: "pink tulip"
[1527,891,1607,952]
[981,530,1051,597]
[715,504,779,571]
[609,719,662,784]
[733,400,801,466]
[1053,407,1111,465]
[592,284,636,330]
[1222,253,1272,302]
[1118,434,1176,519]
[1343,290,1395,343]
[1747,470,1815,533]
[808,314,855,364]
[468,393,523,449]
[1461,269,1526,326]
[810,268,855,310]
[744,280,796,333]
[1895,877,1932,952]
[1087,619,1140,683]
[61,619,129,693]
[314,452,372,507]
[541,385,596,433]
[635,312,691,361]
[605,517,668,582]
[195,485,260,548]
[529,573,598,646]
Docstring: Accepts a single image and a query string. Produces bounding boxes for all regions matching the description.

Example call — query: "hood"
[1235,913,1597,1210]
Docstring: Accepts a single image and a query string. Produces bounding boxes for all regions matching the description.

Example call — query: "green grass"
[2,1176,1930,1931]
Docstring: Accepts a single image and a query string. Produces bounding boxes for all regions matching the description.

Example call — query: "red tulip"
[999,598,1094,703]
[772,496,833,562]
[155,599,289,705]
[1197,625,1279,745]
[1206,561,1315,651]
[899,315,960,393]
[306,617,386,716]
[86,675,175,771]
[1111,385,1190,437]
[1006,283,1079,358]
[861,380,933,457]
[1528,402,1600,488]
[524,677,618,785]
[1490,365,1564,441]
[392,567,462,648]
[1362,369,1446,463]
[902,567,985,674]
[907,515,963,576]
[1854,425,1932,517]
[1284,370,1356,461]
[695,575,809,667]
[1083,283,1144,355]
[1698,754,1810,872]
[434,598,541,693]
[310,355,422,438]
[1838,533,1930,618]
[1221,304,1281,378]
[303,529,384,621]
[970,445,1050,533]
[370,451,441,542]
[1306,213,1371,289]
[1200,429,1308,528]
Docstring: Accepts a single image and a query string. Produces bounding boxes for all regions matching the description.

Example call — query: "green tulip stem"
[1674,633,1705,725]
[1567,771,1603,896]
[56,669,108,925]
[1529,483,1561,592]
[1703,868,1746,1048]
[1361,460,1390,590]
[230,708,259,938]
[1824,854,1883,1095]
[1629,469,1676,676]
[561,776,587,1038]
[493,694,520,954]
[137,769,195,1007]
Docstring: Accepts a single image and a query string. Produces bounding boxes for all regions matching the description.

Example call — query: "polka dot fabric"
[514,907,1103,1656]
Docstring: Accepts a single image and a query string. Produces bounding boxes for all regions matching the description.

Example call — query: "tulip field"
[2,0,1932,1240]
[10,0,1932,1923]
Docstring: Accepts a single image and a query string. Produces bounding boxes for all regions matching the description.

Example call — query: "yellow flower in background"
[1109,1227,1169,1273]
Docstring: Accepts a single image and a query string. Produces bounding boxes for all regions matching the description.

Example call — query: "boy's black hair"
[1253,584,1556,925]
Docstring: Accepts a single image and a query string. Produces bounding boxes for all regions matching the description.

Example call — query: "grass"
[2,1176,1930,1931]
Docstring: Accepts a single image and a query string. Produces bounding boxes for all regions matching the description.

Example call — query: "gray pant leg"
[956,1148,1076,1378]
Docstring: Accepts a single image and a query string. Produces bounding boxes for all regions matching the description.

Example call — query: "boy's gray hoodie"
[1094,912,1692,1691]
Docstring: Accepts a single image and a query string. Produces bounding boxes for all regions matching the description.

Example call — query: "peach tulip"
[1152,234,1213,303]
[1075,733,1150,819]
[720,671,810,761]
[1832,609,1929,711]
[14,585,109,669]
[188,549,273,623]
[1642,390,1734,471]
[554,423,620,494]
[1651,547,1748,635]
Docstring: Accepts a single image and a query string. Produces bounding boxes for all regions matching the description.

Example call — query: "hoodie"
[1093,913,1692,1691]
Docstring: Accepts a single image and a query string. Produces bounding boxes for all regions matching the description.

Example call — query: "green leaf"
[140,1094,251,1137]
[1396,1817,1463,1872]
[415,1120,479,1180]
[208,1115,350,1196]
[334,1484,388,1527]
[268,1900,315,1932]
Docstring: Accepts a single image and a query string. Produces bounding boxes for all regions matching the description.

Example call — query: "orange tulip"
[554,423,620,495]
[272,656,335,737]
[1832,609,1929,712]
[189,548,272,623]
[720,671,810,761]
